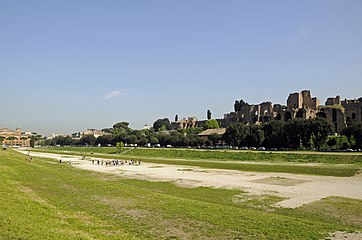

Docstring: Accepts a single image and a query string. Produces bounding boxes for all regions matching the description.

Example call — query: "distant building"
[71,129,109,140]
[170,117,198,130]
[0,128,31,147]
[198,128,226,139]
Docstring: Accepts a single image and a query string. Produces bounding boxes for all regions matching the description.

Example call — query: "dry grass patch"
[252,176,309,186]
[300,196,362,228]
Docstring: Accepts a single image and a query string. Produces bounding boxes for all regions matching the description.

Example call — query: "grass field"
[1,149,362,239]
[31,147,362,177]
[34,147,362,164]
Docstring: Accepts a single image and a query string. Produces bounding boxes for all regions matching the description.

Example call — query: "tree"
[125,135,138,144]
[153,118,171,132]
[207,110,212,120]
[30,136,35,148]
[209,133,222,146]
[111,133,127,146]
[157,133,172,146]
[113,122,131,135]
[284,119,304,149]
[116,141,124,153]
[327,138,337,148]
[158,125,167,131]
[175,114,178,122]
[223,122,248,147]
[262,121,285,148]
[113,122,130,129]
[187,134,199,147]
[148,136,159,145]
[53,136,74,146]
[203,119,219,130]
[176,135,189,147]
[197,137,207,146]
[80,135,96,146]
[245,125,264,147]
[342,122,362,149]
[102,128,115,134]
[299,120,313,149]
[96,134,113,146]
[310,118,332,150]
[138,137,148,147]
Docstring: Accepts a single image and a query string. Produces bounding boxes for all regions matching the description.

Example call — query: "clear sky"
[1,0,361,135]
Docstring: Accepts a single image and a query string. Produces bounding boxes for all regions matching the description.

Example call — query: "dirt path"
[18,150,362,208]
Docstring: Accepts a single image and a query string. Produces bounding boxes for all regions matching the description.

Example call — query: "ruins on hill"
[223,90,362,132]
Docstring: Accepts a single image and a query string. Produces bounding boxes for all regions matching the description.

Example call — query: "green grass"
[1,149,361,239]
[32,148,361,177]
[298,196,362,229]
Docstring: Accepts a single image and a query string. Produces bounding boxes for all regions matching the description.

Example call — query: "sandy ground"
[18,150,362,209]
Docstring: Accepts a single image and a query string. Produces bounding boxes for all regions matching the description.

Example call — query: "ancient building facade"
[223,90,361,133]
[0,128,31,147]
[170,117,198,130]
[224,102,284,125]
[342,98,362,124]
[284,90,319,121]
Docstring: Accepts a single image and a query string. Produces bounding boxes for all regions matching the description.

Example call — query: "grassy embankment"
[31,147,362,177]
[1,149,362,239]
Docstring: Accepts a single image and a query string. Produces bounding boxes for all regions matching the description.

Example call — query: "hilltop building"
[0,128,31,147]
[71,129,109,140]
[170,117,198,130]
[223,90,362,133]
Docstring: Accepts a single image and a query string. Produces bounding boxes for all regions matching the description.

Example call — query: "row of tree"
[45,122,210,147]
[43,118,362,150]
[224,119,362,150]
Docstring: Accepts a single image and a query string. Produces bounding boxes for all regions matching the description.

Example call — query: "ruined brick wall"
[287,92,302,110]
[301,90,317,110]
[325,96,341,106]
[319,106,346,132]
[342,100,362,124]
[287,90,318,111]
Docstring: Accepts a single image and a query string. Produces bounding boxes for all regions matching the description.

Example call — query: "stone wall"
[326,96,341,106]
[319,106,346,132]
[287,90,318,111]
[342,99,362,124]
[223,90,361,133]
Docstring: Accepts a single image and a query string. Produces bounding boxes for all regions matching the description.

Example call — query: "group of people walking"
[91,159,141,166]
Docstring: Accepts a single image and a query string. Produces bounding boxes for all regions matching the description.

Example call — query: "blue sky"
[1,0,361,135]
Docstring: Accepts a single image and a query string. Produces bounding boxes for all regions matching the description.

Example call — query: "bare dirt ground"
[18,150,362,209]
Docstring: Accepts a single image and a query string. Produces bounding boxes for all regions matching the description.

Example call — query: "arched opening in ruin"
[352,112,356,120]
[275,113,281,120]
[316,112,326,119]
[296,110,304,119]
[332,109,337,122]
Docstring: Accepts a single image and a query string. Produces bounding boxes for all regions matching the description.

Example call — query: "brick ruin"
[223,90,362,132]
[170,117,198,130]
